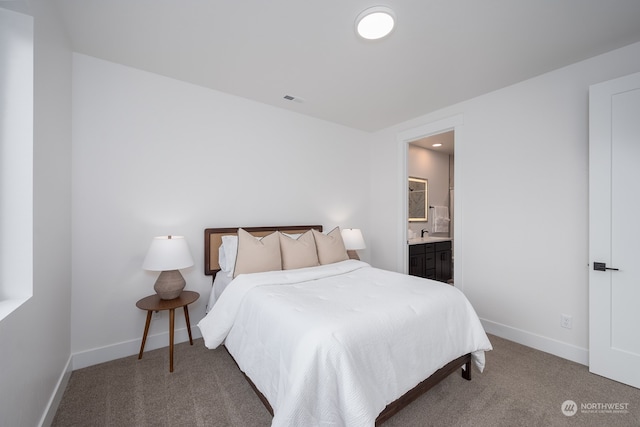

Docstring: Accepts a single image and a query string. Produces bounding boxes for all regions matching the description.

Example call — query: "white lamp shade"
[341,229,366,250]
[142,236,194,271]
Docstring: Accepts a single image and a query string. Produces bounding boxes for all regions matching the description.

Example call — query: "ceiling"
[411,131,455,155]
[51,0,640,132]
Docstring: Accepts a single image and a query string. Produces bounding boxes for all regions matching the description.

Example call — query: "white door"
[589,71,640,389]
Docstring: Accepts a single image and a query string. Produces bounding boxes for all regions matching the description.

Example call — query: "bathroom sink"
[408,236,452,244]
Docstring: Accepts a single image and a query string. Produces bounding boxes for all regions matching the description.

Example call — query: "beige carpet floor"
[52,334,640,426]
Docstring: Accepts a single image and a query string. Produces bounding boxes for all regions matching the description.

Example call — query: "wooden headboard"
[204,225,323,276]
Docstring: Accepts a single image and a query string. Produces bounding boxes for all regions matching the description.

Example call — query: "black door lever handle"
[594,262,619,271]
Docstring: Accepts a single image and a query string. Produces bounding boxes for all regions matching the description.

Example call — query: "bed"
[198,225,492,426]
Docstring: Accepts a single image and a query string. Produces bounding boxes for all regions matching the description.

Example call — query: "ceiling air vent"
[283,95,304,103]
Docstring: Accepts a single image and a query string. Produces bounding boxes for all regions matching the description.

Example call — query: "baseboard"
[39,355,72,427]
[72,326,203,370]
[481,318,589,366]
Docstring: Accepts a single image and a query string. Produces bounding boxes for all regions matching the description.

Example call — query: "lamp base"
[346,250,360,260]
[154,270,185,300]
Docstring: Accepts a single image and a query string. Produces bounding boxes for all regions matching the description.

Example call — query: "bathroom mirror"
[408,177,428,221]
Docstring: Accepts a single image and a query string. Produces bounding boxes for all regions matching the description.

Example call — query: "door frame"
[397,114,464,287]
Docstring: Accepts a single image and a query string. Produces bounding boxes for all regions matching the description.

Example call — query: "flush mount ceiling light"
[355,6,395,40]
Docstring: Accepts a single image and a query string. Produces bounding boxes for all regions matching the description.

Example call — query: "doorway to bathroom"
[397,114,463,287]
[407,131,454,243]
[407,131,455,284]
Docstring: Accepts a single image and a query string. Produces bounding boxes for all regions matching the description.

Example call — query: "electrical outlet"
[153,310,160,320]
[561,314,572,329]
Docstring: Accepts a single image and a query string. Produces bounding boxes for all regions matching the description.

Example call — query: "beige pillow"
[233,228,282,278]
[312,227,349,265]
[279,230,320,270]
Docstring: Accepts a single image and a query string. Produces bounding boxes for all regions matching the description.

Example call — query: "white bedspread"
[198,260,492,427]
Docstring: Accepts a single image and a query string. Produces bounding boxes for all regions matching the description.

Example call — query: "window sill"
[0,297,30,322]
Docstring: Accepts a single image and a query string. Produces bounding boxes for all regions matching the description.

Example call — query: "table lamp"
[142,235,194,300]
[341,228,366,260]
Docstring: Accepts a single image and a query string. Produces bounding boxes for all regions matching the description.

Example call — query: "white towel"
[433,206,450,233]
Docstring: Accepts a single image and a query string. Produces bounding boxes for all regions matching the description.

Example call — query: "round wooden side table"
[136,290,199,372]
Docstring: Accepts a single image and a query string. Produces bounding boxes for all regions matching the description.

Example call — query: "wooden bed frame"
[204,225,472,425]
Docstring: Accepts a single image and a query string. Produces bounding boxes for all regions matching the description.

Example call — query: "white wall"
[370,41,640,364]
[0,7,33,309]
[0,1,73,426]
[0,9,636,423]
[71,54,371,367]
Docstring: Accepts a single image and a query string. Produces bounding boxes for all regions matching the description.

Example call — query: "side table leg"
[138,310,153,359]
[169,308,175,372]
[184,305,194,345]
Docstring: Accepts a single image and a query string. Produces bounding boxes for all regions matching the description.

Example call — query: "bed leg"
[462,358,472,381]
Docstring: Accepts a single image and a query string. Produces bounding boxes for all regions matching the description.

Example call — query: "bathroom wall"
[407,144,452,238]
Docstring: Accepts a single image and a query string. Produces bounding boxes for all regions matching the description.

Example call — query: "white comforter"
[198,260,492,427]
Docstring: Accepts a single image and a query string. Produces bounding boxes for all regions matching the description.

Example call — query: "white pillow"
[220,235,239,277]
[282,232,301,239]
[218,245,227,270]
